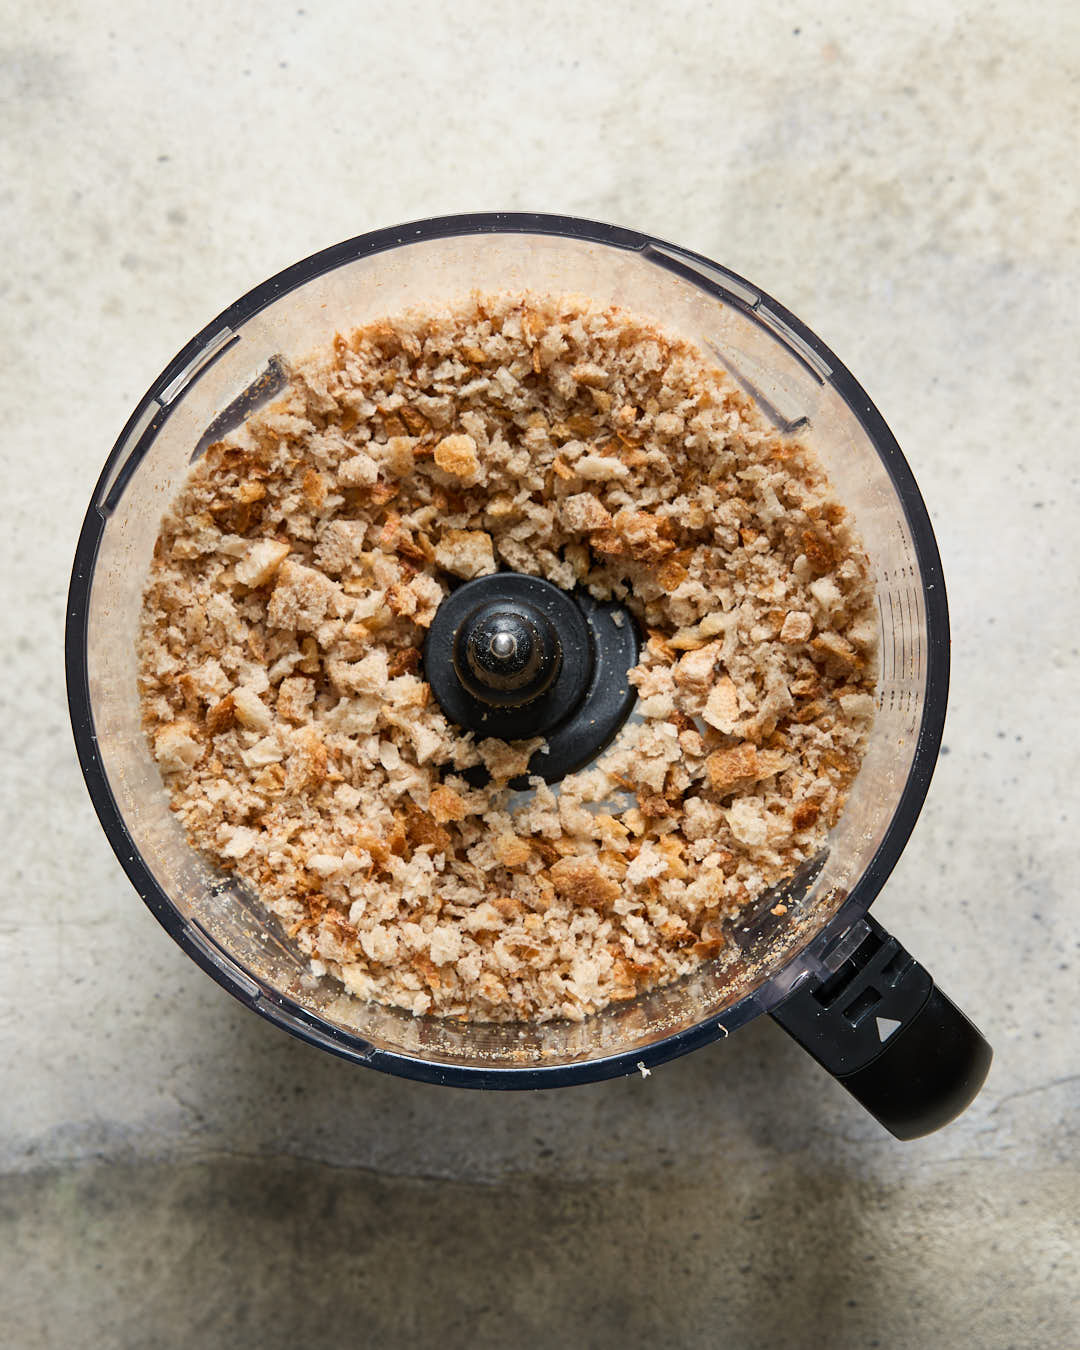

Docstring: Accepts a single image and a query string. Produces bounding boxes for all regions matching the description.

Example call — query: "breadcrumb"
[137,293,878,1025]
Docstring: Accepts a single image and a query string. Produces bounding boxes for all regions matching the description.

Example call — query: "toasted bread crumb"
[702,677,740,732]
[550,857,623,910]
[780,611,813,643]
[428,785,467,824]
[433,433,480,481]
[154,722,203,773]
[433,528,496,579]
[706,743,760,795]
[235,539,290,588]
[138,293,878,1026]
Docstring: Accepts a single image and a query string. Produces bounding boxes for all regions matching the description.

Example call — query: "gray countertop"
[2,2,1077,1346]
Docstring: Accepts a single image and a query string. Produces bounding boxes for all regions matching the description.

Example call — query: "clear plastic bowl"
[66,214,951,1089]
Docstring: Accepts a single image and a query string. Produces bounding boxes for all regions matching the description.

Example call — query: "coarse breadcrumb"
[137,293,879,1024]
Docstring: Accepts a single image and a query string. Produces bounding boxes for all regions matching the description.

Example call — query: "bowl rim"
[65,211,950,1088]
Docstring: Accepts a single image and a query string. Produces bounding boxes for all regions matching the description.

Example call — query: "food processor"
[66,213,991,1138]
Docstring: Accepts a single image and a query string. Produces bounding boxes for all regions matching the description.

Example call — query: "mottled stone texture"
[2,0,1077,1345]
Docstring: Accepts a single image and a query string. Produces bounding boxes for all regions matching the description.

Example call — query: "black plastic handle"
[770,914,992,1140]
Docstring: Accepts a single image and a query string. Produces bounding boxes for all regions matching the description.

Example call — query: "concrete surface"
[2,1,1078,1346]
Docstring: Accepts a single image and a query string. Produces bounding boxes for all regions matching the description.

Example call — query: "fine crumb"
[137,292,879,1025]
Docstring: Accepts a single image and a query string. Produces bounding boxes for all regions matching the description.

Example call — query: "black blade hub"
[423,572,640,785]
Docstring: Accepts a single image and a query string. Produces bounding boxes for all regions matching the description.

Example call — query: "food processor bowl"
[67,214,990,1137]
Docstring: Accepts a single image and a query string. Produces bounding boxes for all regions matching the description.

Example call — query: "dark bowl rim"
[65,211,950,1089]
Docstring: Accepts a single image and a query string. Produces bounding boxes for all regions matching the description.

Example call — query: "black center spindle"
[455,601,561,706]
[423,572,640,784]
